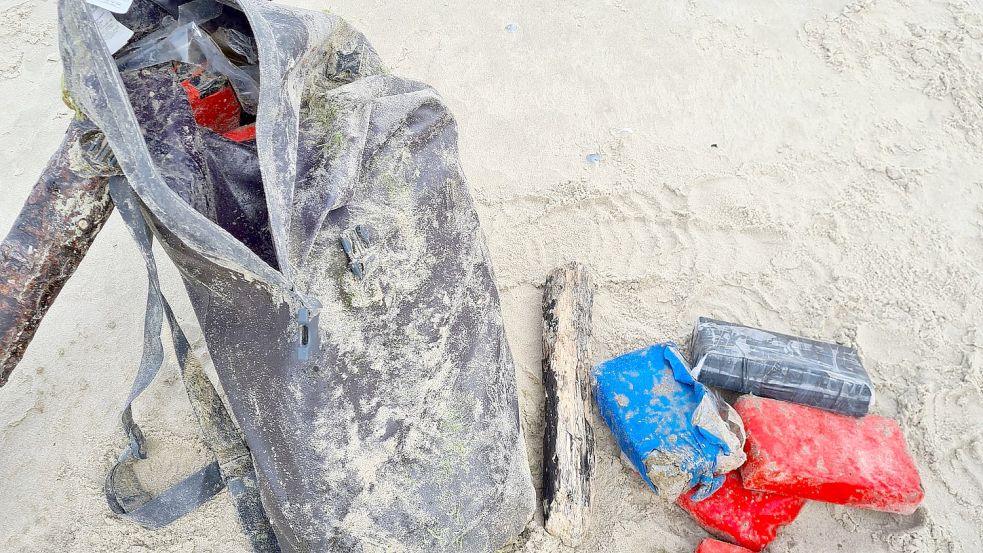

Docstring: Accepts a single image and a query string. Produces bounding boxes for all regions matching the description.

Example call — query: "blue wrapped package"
[593,344,746,502]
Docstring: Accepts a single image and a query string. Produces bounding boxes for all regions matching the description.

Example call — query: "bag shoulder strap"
[105,176,279,553]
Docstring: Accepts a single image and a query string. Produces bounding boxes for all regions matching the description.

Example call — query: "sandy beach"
[2,0,982,551]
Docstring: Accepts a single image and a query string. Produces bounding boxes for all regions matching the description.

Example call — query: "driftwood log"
[0,121,115,386]
[542,262,595,546]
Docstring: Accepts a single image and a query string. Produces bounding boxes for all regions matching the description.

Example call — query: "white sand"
[2,0,982,551]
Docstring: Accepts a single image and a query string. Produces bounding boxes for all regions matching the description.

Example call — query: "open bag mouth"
[59,0,341,303]
[112,1,280,265]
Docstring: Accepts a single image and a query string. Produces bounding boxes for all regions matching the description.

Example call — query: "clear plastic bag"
[211,27,257,65]
[115,0,259,112]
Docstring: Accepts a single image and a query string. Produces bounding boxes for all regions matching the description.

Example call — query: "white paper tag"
[86,0,133,14]
[90,6,134,54]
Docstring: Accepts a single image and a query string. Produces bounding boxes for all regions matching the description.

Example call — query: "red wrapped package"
[177,65,242,134]
[736,396,923,514]
[678,471,805,551]
[224,123,257,143]
[696,538,754,553]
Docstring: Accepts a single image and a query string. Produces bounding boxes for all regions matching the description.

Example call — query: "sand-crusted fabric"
[58,0,536,550]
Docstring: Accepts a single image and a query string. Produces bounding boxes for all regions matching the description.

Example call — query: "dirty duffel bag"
[53,0,536,550]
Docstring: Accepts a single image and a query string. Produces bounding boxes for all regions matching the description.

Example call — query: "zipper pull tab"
[296,306,319,362]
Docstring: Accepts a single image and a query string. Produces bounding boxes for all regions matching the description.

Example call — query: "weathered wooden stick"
[0,121,115,386]
[542,261,595,546]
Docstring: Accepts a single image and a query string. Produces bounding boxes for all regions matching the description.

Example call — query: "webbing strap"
[105,176,279,552]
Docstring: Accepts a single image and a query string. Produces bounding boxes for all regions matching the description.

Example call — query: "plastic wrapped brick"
[677,471,805,551]
[593,344,746,502]
[736,396,923,514]
[696,538,754,553]
[690,318,874,417]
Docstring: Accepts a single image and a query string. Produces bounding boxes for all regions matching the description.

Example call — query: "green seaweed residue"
[302,74,345,158]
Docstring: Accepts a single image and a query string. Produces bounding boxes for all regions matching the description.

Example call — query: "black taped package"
[689,318,874,417]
